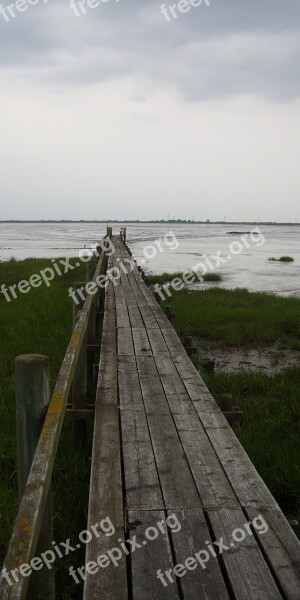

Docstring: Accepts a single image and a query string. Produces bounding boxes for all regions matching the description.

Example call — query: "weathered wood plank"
[161,327,187,359]
[156,355,229,420]
[127,305,144,329]
[147,414,201,509]
[114,285,126,304]
[128,276,165,331]
[128,511,180,600]
[207,507,283,599]
[83,527,128,600]
[136,356,171,416]
[207,426,288,511]
[116,304,131,328]
[151,305,173,329]
[130,272,173,329]
[105,280,115,310]
[146,327,170,357]
[118,327,135,356]
[205,426,300,597]
[155,356,196,411]
[246,506,300,600]
[167,509,231,599]
[136,303,159,330]
[126,278,159,329]
[84,238,300,600]
[86,404,123,528]
[172,415,240,510]
[132,327,152,356]
[84,248,127,600]
[118,356,163,510]
[152,356,240,512]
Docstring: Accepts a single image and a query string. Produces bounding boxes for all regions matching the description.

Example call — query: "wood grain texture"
[84,237,299,599]
[128,510,180,600]
[84,249,127,600]
[118,356,163,511]
[207,507,283,600]
[167,509,231,600]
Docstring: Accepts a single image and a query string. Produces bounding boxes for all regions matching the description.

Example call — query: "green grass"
[146,271,223,284]
[0,257,92,599]
[161,287,300,349]
[159,284,300,521]
[269,256,294,262]
[200,367,300,520]
[146,271,185,285]
[202,272,222,281]
[1,259,300,591]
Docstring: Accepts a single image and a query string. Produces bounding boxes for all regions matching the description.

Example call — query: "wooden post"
[87,258,94,282]
[72,283,87,446]
[289,520,300,536]
[86,257,97,347]
[219,394,233,411]
[15,354,54,600]
[183,336,197,357]
[93,363,99,398]
[87,301,97,346]
[202,358,215,372]
[120,227,127,243]
[87,308,98,379]
[218,394,244,426]
[94,246,106,333]
[165,305,175,321]
[87,253,97,283]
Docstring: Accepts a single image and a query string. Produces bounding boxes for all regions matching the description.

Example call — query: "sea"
[0,222,299,297]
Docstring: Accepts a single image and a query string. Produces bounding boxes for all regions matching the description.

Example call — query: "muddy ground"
[196,340,300,375]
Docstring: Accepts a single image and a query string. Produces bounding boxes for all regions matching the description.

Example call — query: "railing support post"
[72,282,87,447]
[15,354,54,600]
[87,253,97,283]
[120,227,127,243]
[218,394,244,426]
[87,257,97,346]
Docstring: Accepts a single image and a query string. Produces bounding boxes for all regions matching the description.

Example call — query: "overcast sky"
[1,0,300,221]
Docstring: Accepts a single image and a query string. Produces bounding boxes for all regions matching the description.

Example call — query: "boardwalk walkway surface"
[84,237,300,600]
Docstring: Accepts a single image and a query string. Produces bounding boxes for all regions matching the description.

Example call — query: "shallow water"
[196,341,300,375]
[0,222,299,296]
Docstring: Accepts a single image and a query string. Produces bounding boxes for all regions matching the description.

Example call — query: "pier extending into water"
[1,230,300,600]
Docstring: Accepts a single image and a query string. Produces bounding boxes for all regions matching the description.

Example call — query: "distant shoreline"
[0,220,300,226]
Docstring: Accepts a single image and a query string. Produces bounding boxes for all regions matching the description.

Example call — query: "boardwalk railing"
[2,229,300,600]
[0,235,109,600]
[83,234,300,600]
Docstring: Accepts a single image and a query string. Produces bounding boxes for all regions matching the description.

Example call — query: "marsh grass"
[1,260,300,594]
[0,257,91,599]
[161,285,300,521]
[146,271,223,285]
[146,271,185,285]
[162,287,300,349]
[201,367,300,520]
[202,272,222,281]
[269,256,294,262]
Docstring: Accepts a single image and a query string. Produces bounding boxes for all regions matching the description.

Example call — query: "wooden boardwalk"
[84,237,300,600]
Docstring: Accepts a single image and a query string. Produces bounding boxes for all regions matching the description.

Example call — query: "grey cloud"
[0,0,300,100]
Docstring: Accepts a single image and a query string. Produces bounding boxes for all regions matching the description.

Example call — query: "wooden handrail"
[0,246,107,600]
